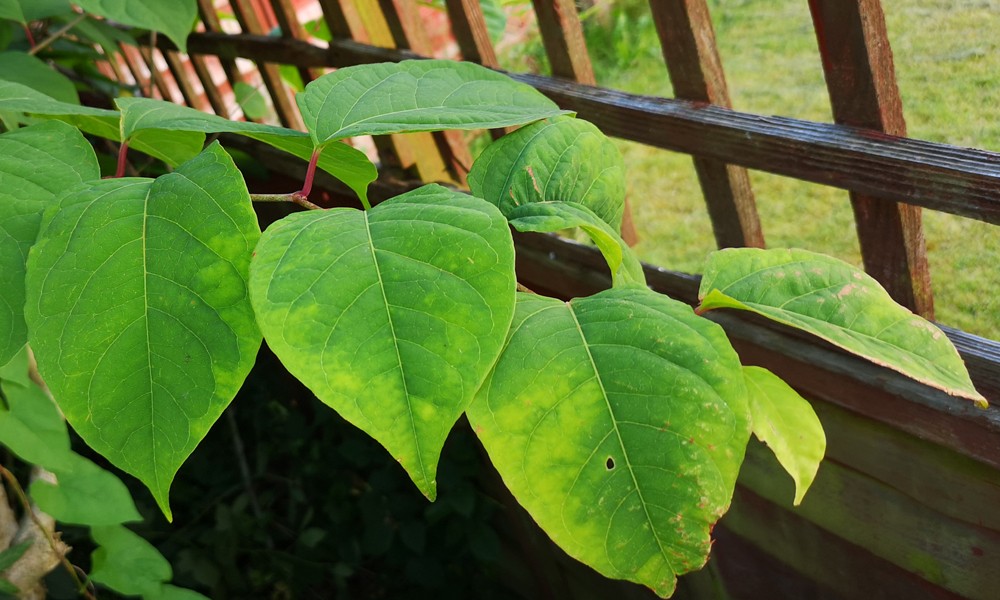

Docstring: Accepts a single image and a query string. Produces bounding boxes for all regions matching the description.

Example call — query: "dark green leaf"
[506,201,645,288]
[90,525,172,597]
[30,453,142,525]
[0,0,25,23]
[742,366,825,505]
[698,248,986,406]
[0,578,17,595]
[74,0,196,52]
[297,59,569,145]
[468,116,625,231]
[468,288,751,597]
[0,541,30,572]
[0,51,78,104]
[250,185,516,498]
[26,144,262,519]
[0,120,100,366]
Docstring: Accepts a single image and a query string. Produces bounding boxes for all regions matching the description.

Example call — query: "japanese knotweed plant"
[0,59,987,598]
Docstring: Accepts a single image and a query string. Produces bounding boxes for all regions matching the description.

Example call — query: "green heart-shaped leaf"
[0,368,74,472]
[90,525,172,597]
[74,0,196,52]
[506,201,645,288]
[0,81,204,167]
[250,185,516,498]
[0,121,100,366]
[469,116,625,231]
[0,51,78,104]
[25,144,262,519]
[742,366,825,505]
[297,59,569,145]
[698,248,986,406]
[468,288,751,598]
[30,453,142,526]
[115,97,377,203]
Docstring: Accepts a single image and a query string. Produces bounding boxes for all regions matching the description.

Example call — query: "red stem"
[23,24,35,48]
[295,148,321,200]
[115,142,129,178]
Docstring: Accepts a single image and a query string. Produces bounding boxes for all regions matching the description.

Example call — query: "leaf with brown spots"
[468,288,751,598]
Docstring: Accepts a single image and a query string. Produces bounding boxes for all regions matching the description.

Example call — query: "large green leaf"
[30,453,142,525]
[468,116,625,231]
[467,288,751,597]
[115,97,377,203]
[698,248,986,406]
[0,0,69,22]
[0,120,100,366]
[25,144,262,519]
[75,0,196,52]
[90,525,172,597]
[297,59,569,146]
[0,375,74,472]
[0,0,25,23]
[0,51,78,103]
[250,184,516,499]
[0,80,204,167]
[506,201,645,288]
[742,366,825,506]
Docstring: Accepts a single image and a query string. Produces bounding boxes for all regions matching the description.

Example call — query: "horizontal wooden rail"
[154,32,1000,225]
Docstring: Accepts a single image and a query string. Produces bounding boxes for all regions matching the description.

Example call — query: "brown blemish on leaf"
[836,283,859,299]
[526,165,541,194]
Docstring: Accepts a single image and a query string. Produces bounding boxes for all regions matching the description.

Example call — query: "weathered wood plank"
[720,485,966,599]
[196,0,247,95]
[163,51,201,109]
[649,0,763,250]
[270,0,319,84]
[188,54,231,118]
[444,0,499,67]
[136,45,175,100]
[809,0,933,316]
[738,442,1000,599]
[229,0,303,129]
[161,33,1000,224]
[530,0,595,84]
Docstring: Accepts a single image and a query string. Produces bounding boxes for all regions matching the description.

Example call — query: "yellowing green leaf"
[698,248,986,406]
[250,185,516,499]
[468,288,751,598]
[742,366,825,505]
[25,144,262,519]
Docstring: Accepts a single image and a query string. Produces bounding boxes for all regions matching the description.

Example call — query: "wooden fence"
[100,1,1000,598]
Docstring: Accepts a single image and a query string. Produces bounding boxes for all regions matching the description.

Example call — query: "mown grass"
[498,0,999,340]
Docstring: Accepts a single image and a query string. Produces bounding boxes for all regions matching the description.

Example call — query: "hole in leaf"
[606,457,615,470]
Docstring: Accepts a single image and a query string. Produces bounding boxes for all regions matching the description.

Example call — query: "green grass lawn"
[497,0,1000,340]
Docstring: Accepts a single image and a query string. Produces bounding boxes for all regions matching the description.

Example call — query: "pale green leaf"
[468,288,751,598]
[233,81,269,120]
[742,366,825,506]
[250,184,516,499]
[0,120,100,366]
[75,0,196,52]
[0,80,205,167]
[506,201,645,288]
[0,377,74,472]
[469,116,625,231]
[0,346,29,385]
[297,59,569,145]
[0,51,78,104]
[148,584,211,600]
[90,524,172,597]
[698,248,986,406]
[30,453,142,525]
[115,97,377,202]
[25,144,262,520]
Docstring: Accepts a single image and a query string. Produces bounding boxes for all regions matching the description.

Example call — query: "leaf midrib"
[363,212,426,486]
[566,305,675,581]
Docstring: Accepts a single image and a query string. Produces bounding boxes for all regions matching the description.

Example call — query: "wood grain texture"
[810,0,933,316]
[444,0,499,67]
[188,54,231,118]
[530,0,595,84]
[163,51,201,109]
[162,33,1000,225]
[650,0,763,249]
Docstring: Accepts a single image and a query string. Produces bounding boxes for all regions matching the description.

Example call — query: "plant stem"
[115,141,129,178]
[0,466,95,600]
[28,13,87,56]
[249,193,323,211]
[297,148,321,200]
[22,25,35,48]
